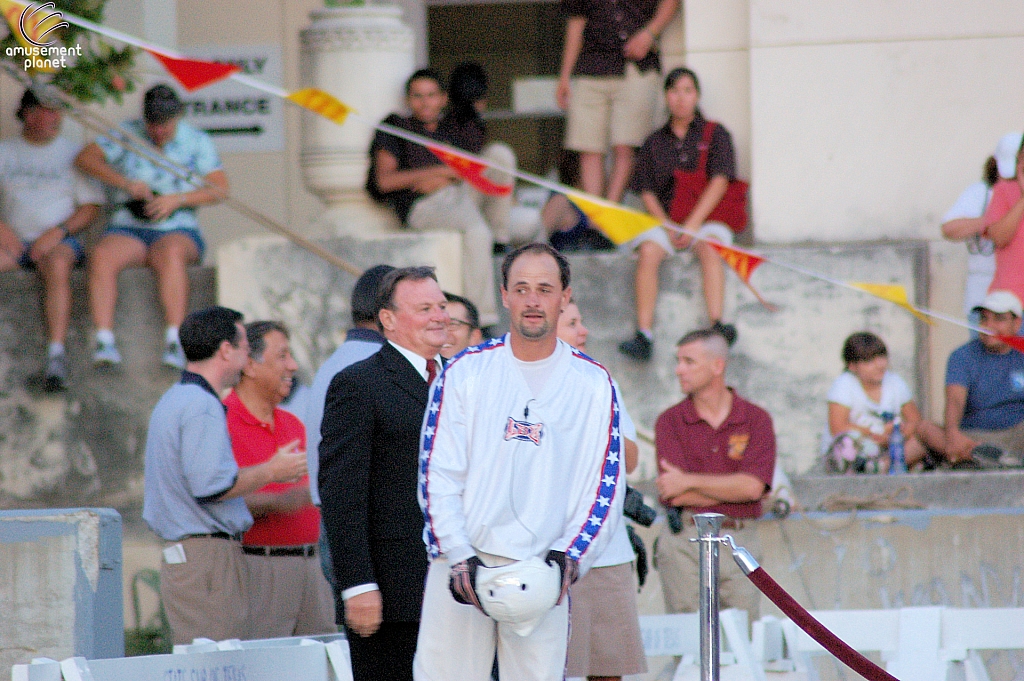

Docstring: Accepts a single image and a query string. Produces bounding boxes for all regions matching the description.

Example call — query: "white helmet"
[475,557,561,637]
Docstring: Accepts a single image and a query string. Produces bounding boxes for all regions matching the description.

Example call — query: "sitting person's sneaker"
[93,340,122,367]
[618,331,652,362]
[710,320,738,346]
[919,450,944,472]
[162,340,186,370]
[971,443,1022,468]
[43,352,68,392]
[951,457,983,471]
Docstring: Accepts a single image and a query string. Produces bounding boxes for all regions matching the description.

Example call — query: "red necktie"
[426,359,437,385]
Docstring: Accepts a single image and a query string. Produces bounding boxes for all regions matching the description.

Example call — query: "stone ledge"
[791,470,1024,512]
[0,266,214,518]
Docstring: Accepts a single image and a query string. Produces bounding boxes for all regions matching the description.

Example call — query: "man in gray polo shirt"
[143,306,308,645]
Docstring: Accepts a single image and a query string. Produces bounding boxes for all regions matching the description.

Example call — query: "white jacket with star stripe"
[418,336,623,575]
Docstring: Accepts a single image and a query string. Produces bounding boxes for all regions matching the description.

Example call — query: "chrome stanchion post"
[694,512,725,681]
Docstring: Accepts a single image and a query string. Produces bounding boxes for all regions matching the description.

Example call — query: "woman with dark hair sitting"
[619,67,737,362]
[823,332,929,473]
[439,62,528,252]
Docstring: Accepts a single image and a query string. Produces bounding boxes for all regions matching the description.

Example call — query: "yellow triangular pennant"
[287,88,352,125]
[566,194,661,246]
[848,282,932,324]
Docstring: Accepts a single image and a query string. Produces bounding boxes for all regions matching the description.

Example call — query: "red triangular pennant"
[998,335,1024,353]
[426,144,513,197]
[147,50,240,91]
[704,241,778,311]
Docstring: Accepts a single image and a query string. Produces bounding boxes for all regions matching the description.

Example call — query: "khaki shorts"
[566,562,648,677]
[565,62,661,153]
[964,420,1024,458]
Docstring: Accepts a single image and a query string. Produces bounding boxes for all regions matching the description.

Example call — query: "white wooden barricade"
[11,658,62,681]
[633,610,767,681]
[14,607,1024,681]
[12,635,353,681]
[764,606,1024,681]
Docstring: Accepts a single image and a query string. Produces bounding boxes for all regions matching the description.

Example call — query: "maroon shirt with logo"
[655,391,775,518]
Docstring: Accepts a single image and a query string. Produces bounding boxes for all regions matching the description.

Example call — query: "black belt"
[242,544,317,558]
[184,532,243,542]
[667,507,752,534]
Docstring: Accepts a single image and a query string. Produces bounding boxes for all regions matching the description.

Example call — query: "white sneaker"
[93,341,122,367]
[162,340,186,369]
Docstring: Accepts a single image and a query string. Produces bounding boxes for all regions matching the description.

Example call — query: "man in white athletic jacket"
[415,243,623,681]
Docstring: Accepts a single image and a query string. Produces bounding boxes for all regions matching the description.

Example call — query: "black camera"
[623,486,657,527]
[666,506,684,534]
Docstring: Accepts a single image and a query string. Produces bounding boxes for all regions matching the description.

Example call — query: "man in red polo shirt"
[653,325,775,621]
[226,320,336,639]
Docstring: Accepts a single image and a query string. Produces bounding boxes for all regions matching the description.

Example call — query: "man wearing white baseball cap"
[918,290,1024,468]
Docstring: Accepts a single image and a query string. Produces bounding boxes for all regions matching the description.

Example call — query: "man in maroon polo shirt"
[653,325,775,621]
[226,320,336,639]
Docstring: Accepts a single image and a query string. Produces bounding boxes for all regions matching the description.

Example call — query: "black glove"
[626,524,648,589]
[545,550,579,604]
[448,556,485,613]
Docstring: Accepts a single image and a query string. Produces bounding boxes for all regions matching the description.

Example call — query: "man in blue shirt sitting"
[919,290,1024,468]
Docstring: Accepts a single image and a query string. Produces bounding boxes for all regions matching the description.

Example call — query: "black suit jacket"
[318,342,431,623]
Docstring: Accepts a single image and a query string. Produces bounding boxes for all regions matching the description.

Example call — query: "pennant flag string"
[12,2,999,335]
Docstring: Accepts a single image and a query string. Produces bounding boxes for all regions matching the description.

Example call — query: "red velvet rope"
[747,567,900,681]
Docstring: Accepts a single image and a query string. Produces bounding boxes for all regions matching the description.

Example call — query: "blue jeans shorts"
[18,235,85,269]
[107,226,206,261]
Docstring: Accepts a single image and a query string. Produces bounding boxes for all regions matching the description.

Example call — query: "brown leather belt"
[242,544,317,558]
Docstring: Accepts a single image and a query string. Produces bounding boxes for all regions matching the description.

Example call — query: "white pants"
[413,557,570,681]
[408,183,499,327]
[473,142,516,245]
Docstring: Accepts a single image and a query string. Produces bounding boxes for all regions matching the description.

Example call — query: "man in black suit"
[319,266,449,681]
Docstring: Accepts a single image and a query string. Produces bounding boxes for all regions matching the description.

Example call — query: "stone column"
[298,5,415,236]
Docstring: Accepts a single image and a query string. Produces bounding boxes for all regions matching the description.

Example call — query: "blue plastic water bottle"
[888,419,907,474]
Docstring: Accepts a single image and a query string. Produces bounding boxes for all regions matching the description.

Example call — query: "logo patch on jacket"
[728,433,750,460]
[504,417,543,445]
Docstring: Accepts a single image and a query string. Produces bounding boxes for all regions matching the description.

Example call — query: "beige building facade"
[0,0,1021,418]
[1,0,1019,249]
